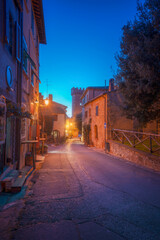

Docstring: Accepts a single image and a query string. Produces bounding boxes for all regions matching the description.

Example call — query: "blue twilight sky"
[39,0,142,117]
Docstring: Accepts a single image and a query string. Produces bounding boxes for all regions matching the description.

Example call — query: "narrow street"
[10,140,160,239]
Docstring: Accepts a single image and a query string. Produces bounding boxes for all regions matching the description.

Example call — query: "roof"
[32,0,46,44]
[81,86,108,99]
[84,92,107,106]
[84,89,117,106]
[41,101,67,115]
[51,106,66,114]
[52,101,67,109]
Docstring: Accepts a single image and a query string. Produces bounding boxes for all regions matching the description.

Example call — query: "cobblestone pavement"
[1,140,160,240]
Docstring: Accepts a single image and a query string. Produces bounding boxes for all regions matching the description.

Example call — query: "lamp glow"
[45,99,49,105]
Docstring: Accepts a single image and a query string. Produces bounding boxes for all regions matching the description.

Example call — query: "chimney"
[49,94,53,102]
[109,78,114,92]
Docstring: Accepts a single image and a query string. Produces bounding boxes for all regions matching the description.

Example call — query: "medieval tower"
[71,87,85,118]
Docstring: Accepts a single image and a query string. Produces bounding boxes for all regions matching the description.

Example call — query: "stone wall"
[107,140,160,171]
[71,87,84,117]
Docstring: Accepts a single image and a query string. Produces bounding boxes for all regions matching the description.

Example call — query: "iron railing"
[111,129,160,155]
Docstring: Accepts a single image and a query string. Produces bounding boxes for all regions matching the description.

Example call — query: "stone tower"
[71,87,85,117]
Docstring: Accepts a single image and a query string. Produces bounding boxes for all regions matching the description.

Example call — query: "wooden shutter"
[16,22,21,62]
[5,0,9,44]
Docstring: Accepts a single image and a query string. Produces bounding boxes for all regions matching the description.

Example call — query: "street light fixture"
[44,99,49,106]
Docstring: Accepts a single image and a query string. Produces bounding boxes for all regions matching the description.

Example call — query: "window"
[8,13,13,54]
[96,106,98,116]
[31,8,34,35]
[85,111,88,118]
[31,68,34,86]
[36,35,39,48]
[16,22,21,62]
[17,7,20,25]
[23,36,27,73]
[94,125,98,139]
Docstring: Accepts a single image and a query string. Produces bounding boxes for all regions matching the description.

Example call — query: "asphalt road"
[12,139,160,240]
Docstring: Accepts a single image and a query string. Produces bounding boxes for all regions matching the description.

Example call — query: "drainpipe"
[102,80,107,153]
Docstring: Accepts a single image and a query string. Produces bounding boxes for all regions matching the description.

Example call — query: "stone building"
[70,87,84,137]
[81,80,133,149]
[0,0,46,177]
[39,94,67,141]
[82,79,159,149]
[71,87,84,118]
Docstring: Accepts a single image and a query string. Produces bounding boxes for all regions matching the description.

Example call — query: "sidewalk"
[0,154,45,211]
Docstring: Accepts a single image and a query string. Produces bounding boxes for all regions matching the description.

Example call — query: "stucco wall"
[53,114,66,137]
[83,91,134,148]
[84,95,106,148]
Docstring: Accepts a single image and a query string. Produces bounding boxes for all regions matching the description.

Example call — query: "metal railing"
[111,129,160,155]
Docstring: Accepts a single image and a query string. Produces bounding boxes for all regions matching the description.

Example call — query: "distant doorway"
[53,130,60,143]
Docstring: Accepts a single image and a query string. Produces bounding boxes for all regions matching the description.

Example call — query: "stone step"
[11,175,26,193]
[11,166,33,193]
[0,170,19,192]
[0,166,33,193]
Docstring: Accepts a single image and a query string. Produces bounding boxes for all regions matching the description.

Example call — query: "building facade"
[71,87,84,118]
[81,80,133,149]
[0,0,46,176]
[39,94,67,141]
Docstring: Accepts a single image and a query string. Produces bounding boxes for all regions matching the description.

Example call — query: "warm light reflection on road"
[48,151,72,154]
[48,139,83,154]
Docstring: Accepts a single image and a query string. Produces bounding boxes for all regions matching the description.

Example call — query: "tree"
[115,0,160,126]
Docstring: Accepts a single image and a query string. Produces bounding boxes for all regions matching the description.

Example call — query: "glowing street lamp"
[44,99,49,106]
